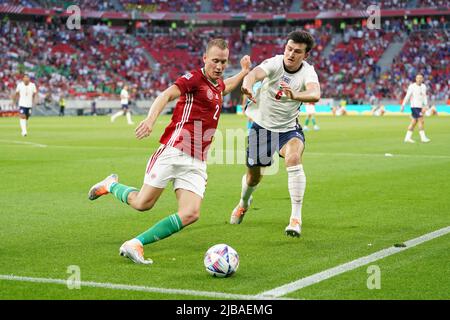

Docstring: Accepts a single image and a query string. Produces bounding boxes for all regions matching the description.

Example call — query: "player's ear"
[304,51,310,59]
[203,53,207,64]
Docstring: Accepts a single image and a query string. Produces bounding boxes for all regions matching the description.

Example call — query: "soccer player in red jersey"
[88,39,251,264]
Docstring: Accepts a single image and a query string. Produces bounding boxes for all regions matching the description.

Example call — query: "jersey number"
[213,104,220,120]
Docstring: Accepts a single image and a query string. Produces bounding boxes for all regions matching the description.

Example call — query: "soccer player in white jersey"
[230,30,321,237]
[13,74,37,137]
[111,85,134,124]
[400,73,431,143]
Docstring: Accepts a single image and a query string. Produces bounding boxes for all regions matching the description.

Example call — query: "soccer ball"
[204,244,239,277]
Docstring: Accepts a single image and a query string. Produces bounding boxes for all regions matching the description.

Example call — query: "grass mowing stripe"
[0,139,47,148]
[2,140,449,160]
[256,226,450,298]
[0,275,284,300]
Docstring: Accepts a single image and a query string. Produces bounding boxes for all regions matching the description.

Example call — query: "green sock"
[136,213,184,245]
[109,182,138,204]
[305,118,310,126]
[312,118,316,125]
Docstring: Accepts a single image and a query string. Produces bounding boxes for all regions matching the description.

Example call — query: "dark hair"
[287,30,315,53]
[206,38,228,53]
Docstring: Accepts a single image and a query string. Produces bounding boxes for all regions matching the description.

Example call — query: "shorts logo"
[207,89,214,100]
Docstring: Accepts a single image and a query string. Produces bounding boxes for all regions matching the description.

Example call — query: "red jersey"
[159,69,225,161]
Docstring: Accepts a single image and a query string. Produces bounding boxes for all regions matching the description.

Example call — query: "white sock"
[111,111,122,122]
[419,130,427,140]
[405,130,413,140]
[20,119,27,134]
[126,112,133,124]
[239,174,257,209]
[287,165,306,223]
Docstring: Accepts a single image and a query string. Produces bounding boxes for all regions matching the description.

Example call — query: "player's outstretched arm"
[32,90,37,107]
[281,82,320,103]
[135,85,181,140]
[400,86,412,112]
[12,91,19,106]
[223,55,252,96]
[240,66,267,103]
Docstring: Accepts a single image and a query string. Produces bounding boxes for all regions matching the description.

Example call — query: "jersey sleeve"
[423,85,428,107]
[258,56,279,78]
[174,71,199,95]
[305,65,319,84]
[15,83,21,93]
[402,85,412,106]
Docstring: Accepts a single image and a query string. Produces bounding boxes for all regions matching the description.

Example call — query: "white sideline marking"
[0,274,282,300]
[0,139,47,148]
[1,227,448,299]
[256,226,450,298]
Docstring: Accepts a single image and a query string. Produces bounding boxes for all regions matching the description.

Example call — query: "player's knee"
[133,198,156,212]
[285,153,301,166]
[180,208,200,225]
[247,173,261,186]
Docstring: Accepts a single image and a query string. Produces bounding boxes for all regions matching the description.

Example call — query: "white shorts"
[144,145,207,198]
[305,104,316,115]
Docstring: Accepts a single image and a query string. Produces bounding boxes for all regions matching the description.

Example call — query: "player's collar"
[201,68,219,86]
[283,61,303,74]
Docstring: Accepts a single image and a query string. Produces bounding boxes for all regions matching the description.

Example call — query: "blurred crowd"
[0,16,448,105]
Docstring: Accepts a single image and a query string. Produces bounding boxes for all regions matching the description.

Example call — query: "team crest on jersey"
[281,75,292,84]
[183,72,193,80]
[207,89,214,100]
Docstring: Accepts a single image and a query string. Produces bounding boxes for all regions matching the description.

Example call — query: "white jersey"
[245,55,319,132]
[402,83,428,108]
[16,82,37,108]
[120,89,129,105]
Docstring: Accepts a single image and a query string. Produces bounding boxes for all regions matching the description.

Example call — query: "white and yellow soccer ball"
[204,244,239,277]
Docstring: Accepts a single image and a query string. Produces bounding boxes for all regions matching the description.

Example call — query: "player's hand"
[240,55,251,73]
[280,81,298,100]
[241,86,256,104]
[135,118,153,140]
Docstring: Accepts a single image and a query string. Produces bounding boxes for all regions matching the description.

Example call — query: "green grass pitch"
[0,114,449,300]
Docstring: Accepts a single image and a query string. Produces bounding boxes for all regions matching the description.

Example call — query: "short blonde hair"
[206,38,228,53]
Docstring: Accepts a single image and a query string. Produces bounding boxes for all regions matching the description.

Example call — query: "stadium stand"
[0,20,152,101]
[120,0,202,13]
[211,0,293,13]
[376,28,449,101]
[0,1,448,113]
[36,0,116,11]
[302,0,410,11]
